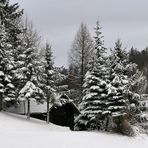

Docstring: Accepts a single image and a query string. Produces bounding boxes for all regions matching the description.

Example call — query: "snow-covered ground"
[0,112,148,148]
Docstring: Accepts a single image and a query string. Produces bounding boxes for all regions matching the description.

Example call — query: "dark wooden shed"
[49,94,80,130]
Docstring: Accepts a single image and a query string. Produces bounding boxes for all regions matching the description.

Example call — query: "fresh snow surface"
[0,112,148,148]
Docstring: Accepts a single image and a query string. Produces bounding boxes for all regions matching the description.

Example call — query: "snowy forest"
[1,0,148,138]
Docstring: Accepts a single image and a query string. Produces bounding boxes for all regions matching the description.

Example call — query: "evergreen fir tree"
[0,25,7,110]
[126,56,148,127]
[94,21,106,58]
[37,44,68,123]
[37,43,64,123]
[14,20,40,95]
[75,21,109,131]
[43,43,55,123]
[108,39,129,114]
[17,22,43,119]
[107,39,132,134]
[0,0,23,109]
[0,22,16,110]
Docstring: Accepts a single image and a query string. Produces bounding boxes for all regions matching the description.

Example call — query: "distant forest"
[129,47,148,82]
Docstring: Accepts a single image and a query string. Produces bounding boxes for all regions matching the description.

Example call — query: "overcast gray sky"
[10,0,148,67]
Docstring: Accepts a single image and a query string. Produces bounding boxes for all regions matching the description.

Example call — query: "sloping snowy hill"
[0,112,148,148]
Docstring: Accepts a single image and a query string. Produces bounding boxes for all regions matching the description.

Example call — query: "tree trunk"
[27,99,30,120]
[23,101,26,115]
[80,33,85,100]
[47,97,50,124]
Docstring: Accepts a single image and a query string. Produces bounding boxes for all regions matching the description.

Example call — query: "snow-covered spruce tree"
[0,0,23,110]
[17,55,44,120]
[17,22,44,119]
[113,47,148,132]
[37,44,68,123]
[93,21,106,61]
[13,19,41,97]
[0,28,16,109]
[126,58,148,131]
[0,25,8,110]
[41,43,55,123]
[75,21,109,131]
[108,42,148,134]
[107,39,134,135]
[1,1,23,50]
[0,0,23,79]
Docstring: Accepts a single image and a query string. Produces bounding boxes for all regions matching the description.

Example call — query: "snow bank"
[0,112,148,148]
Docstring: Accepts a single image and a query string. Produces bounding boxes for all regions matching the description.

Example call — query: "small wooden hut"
[49,94,80,130]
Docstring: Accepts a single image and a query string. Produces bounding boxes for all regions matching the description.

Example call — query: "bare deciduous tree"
[68,23,94,100]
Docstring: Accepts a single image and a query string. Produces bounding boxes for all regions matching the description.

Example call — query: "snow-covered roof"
[7,100,47,114]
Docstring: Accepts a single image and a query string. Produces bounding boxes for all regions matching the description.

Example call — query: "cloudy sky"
[10,0,148,67]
